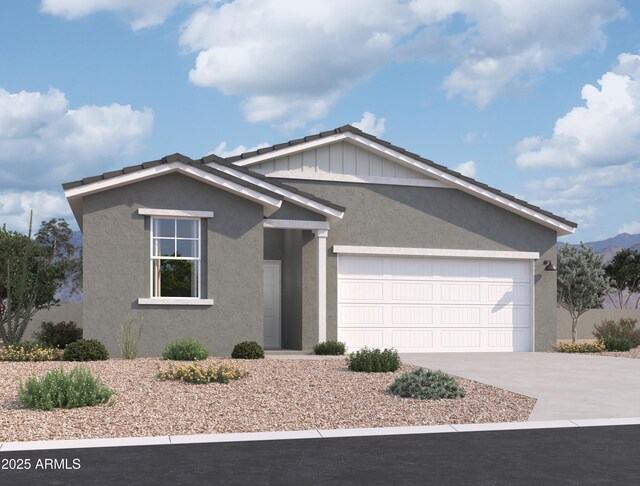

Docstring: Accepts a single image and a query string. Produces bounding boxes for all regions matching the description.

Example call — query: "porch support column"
[314,229,328,343]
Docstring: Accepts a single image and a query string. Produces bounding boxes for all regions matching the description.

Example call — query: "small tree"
[0,214,69,345]
[604,249,640,309]
[557,243,610,343]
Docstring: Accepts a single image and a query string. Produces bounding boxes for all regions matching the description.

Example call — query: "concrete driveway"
[401,352,640,421]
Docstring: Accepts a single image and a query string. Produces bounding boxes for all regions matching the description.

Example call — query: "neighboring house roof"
[63,153,345,230]
[226,125,577,236]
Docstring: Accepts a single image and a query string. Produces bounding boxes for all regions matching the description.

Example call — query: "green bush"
[0,342,57,362]
[162,338,209,361]
[63,339,109,361]
[231,341,265,359]
[593,318,640,351]
[313,341,346,355]
[347,347,401,372]
[19,367,114,411]
[389,368,466,400]
[555,341,606,353]
[33,321,83,350]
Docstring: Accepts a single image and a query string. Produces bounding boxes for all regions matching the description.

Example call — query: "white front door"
[263,260,281,349]
[337,255,533,353]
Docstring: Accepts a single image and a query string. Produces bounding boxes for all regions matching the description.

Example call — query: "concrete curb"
[2,417,640,452]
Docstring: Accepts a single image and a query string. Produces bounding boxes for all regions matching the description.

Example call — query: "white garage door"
[337,255,533,352]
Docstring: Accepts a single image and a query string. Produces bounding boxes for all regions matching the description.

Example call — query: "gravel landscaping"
[0,358,535,442]
[597,348,640,359]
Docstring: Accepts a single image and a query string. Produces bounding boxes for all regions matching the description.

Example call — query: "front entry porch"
[263,219,329,350]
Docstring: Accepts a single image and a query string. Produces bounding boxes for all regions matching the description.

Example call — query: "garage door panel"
[441,283,481,302]
[383,257,432,277]
[391,282,433,302]
[488,283,530,305]
[487,261,530,282]
[391,306,433,325]
[489,306,530,327]
[339,281,384,302]
[338,255,532,353]
[441,329,481,348]
[339,329,383,349]
[441,307,481,326]
[391,330,433,349]
[437,260,480,279]
[488,329,530,350]
[340,305,384,325]
[339,256,383,277]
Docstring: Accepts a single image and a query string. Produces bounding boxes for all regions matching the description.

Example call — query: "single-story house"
[63,125,576,356]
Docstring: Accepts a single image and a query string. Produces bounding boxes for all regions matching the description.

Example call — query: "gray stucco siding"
[282,180,558,351]
[82,173,265,357]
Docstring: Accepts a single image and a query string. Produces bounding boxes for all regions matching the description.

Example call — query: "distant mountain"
[583,233,640,254]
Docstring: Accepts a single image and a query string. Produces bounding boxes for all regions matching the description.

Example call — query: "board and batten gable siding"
[82,173,265,357]
[251,141,434,180]
[278,179,558,351]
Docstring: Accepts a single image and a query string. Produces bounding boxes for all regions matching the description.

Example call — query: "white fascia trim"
[137,298,214,306]
[263,219,330,230]
[261,171,449,189]
[233,133,348,167]
[333,246,540,260]
[138,208,214,218]
[206,164,344,221]
[63,162,282,217]
[231,132,575,235]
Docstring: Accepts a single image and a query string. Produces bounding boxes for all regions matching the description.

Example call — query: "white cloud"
[352,112,386,137]
[0,191,71,233]
[516,52,640,169]
[454,160,477,178]
[462,132,477,144]
[0,87,152,231]
[211,141,270,158]
[40,0,200,30]
[619,220,640,235]
[0,87,153,189]
[563,206,597,229]
[44,0,623,124]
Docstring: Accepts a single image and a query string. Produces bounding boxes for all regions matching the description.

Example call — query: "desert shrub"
[63,339,109,361]
[33,321,83,350]
[162,338,209,361]
[389,368,466,400]
[347,347,401,372]
[18,367,114,411]
[555,341,606,353]
[157,362,248,384]
[313,340,346,355]
[593,318,640,351]
[231,341,264,359]
[0,342,57,362]
[119,316,143,360]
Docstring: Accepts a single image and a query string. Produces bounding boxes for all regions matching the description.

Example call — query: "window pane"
[177,239,198,258]
[153,238,176,257]
[153,218,175,238]
[153,259,198,297]
[177,219,198,238]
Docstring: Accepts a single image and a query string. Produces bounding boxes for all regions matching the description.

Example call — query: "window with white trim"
[151,217,201,298]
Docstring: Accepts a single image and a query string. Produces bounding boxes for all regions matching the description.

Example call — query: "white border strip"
[263,219,330,230]
[137,298,214,306]
[333,245,540,260]
[3,417,639,452]
[261,171,449,189]
[138,208,214,218]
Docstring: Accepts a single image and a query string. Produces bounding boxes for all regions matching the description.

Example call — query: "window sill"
[137,298,214,306]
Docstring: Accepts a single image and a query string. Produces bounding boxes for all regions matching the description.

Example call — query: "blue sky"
[1,0,639,242]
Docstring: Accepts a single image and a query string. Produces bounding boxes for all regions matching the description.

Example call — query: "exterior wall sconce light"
[543,260,557,271]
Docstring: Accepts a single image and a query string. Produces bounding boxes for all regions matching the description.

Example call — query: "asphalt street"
[1,425,639,485]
